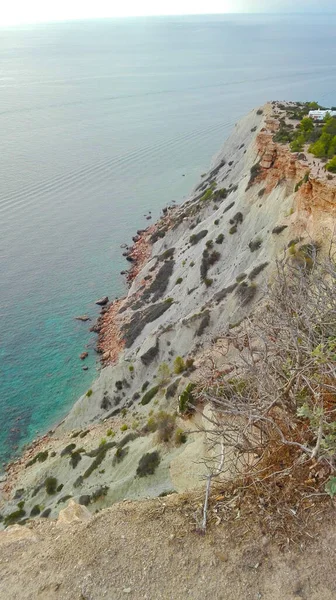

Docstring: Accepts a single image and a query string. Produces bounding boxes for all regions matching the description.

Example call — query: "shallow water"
[0,13,335,465]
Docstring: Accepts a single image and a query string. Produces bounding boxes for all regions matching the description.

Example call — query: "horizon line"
[1,11,336,29]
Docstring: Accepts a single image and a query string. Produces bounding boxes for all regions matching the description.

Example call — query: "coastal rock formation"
[1,101,335,529]
[95,296,109,306]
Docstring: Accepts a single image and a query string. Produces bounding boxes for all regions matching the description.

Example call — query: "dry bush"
[197,251,336,539]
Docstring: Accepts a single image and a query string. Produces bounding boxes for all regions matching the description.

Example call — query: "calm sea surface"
[0,14,335,465]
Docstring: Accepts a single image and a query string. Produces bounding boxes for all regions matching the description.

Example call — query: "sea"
[0,13,335,466]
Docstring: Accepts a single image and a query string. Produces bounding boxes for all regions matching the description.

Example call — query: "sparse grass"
[107,429,115,437]
[236,273,247,283]
[248,162,261,186]
[136,451,161,477]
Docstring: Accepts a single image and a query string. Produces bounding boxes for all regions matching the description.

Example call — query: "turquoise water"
[1,14,336,466]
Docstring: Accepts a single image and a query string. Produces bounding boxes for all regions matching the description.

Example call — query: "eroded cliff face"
[1,102,335,526]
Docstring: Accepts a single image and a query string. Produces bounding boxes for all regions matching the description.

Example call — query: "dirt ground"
[0,492,335,600]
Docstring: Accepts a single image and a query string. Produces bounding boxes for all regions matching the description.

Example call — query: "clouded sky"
[1,0,334,27]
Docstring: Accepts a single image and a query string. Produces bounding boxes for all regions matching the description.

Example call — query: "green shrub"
[175,277,183,285]
[4,509,26,527]
[205,239,213,249]
[86,389,93,397]
[26,450,49,467]
[249,238,262,252]
[83,441,116,479]
[204,278,213,287]
[179,382,196,414]
[175,428,187,445]
[30,505,41,516]
[120,424,128,431]
[173,356,186,374]
[201,189,213,202]
[60,443,76,457]
[190,261,195,267]
[272,225,288,234]
[236,273,247,283]
[113,447,129,465]
[258,188,266,198]
[189,230,208,245]
[157,362,170,385]
[136,451,161,477]
[257,109,263,115]
[248,262,269,280]
[70,450,83,469]
[229,225,237,234]
[106,429,115,437]
[99,438,107,446]
[45,477,57,495]
[215,234,224,244]
[141,385,160,405]
[129,365,134,373]
[249,162,261,186]
[142,381,150,392]
[214,219,219,225]
[326,156,336,172]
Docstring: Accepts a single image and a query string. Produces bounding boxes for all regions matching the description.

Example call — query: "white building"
[308,109,336,121]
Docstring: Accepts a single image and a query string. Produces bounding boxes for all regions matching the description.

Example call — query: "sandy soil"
[0,492,335,600]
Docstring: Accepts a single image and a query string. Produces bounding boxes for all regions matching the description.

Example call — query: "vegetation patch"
[249,237,263,252]
[214,283,237,303]
[45,476,58,495]
[248,162,261,187]
[173,356,186,374]
[200,249,221,281]
[84,442,116,479]
[248,262,269,280]
[223,201,235,214]
[141,385,160,405]
[215,233,224,244]
[26,450,49,467]
[136,451,161,477]
[272,225,288,234]
[189,230,208,245]
[196,310,211,336]
[4,509,26,527]
[179,382,196,414]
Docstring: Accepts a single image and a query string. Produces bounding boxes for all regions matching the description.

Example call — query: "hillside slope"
[1,101,335,526]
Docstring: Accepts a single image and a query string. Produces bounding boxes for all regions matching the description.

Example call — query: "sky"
[1,0,335,27]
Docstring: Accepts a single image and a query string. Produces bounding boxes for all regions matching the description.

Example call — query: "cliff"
[1,101,335,527]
